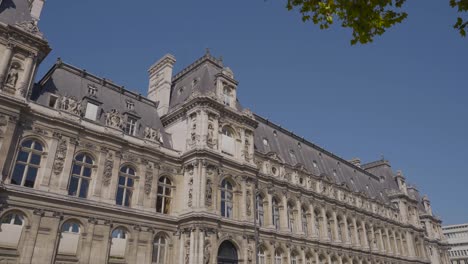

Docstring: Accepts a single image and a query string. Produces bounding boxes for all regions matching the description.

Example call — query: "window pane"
[118,176,126,186]
[128,167,135,175]
[124,190,132,207]
[156,197,163,213]
[152,244,159,262]
[30,153,41,165]
[62,222,70,232]
[22,140,32,148]
[127,178,134,187]
[24,167,38,187]
[159,245,165,263]
[84,155,92,164]
[75,154,84,162]
[79,179,89,198]
[33,142,43,151]
[71,223,79,233]
[165,187,171,196]
[68,177,79,196]
[116,187,124,205]
[17,151,28,162]
[11,164,25,185]
[157,186,163,194]
[221,201,226,216]
[72,164,81,175]
[83,167,92,177]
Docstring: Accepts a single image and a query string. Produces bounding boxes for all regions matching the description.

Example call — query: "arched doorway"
[217,240,238,264]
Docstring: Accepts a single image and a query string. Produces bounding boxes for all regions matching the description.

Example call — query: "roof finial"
[380,154,385,161]
[205,48,211,56]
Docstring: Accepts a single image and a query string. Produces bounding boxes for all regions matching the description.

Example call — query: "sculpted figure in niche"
[204,241,211,264]
[6,63,19,87]
[184,240,190,264]
[205,178,213,205]
[247,246,253,263]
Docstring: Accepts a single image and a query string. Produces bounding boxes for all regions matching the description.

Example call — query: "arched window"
[152,235,168,264]
[217,240,238,263]
[0,212,25,248]
[272,198,280,230]
[220,179,233,218]
[223,86,232,106]
[58,221,80,255]
[287,202,294,232]
[110,228,128,259]
[68,153,93,198]
[116,166,135,207]
[258,247,266,264]
[11,139,43,187]
[291,252,298,264]
[337,216,343,241]
[302,207,308,236]
[156,177,173,214]
[326,213,333,240]
[256,194,264,227]
[274,250,282,264]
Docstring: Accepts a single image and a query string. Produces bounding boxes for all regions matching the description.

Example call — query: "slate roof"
[0,0,33,25]
[168,51,243,112]
[254,114,402,204]
[31,60,172,148]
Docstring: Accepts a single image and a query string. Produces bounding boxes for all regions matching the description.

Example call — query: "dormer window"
[221,126,235,155]
[223,86,232,106]
[87,85,97,96]
[125,116,137,136]
[126,100,135,110]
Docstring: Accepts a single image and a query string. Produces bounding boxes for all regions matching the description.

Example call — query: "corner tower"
[0,0,50,99]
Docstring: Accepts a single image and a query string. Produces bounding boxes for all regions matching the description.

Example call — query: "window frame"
[68,153,94,198]
[152,235,168,264]
[220,179,234,218]
[11,139,44,188]
[116,166,136,207]
[156,176,173,214]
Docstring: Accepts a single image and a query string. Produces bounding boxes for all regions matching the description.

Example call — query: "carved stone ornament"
[60,96,81,115]
[205,178,213,206]
[0,115,7,138]
[15,20,43,37]
[204,240,211,264]
[102,152,114,186]
[184,240,190,264]
[144,127,163,143]
[105,109,123,129]
[144,170,153,195]
[188,176,194,207]
[5,63,19,88]
[53,138,68,175]
[246,189,252,216]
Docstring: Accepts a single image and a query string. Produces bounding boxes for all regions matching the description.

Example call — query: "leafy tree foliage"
[286,0,468,44]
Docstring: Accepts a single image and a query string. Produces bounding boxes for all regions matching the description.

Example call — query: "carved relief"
[5,63,19,88]
[144,127,163,143]
[187,165,194,207]
[144,161,154,195]
[105,109,123,129]
[204,240,211,264]
[53,138,68,175]
[60,96,81,115]
[206,178,213,206]
[184,240,190,264]
[246,189,252,216]
[0,115,8,138]
[102,151,114,186]
[187,113,199,149]
[206,122,218,149]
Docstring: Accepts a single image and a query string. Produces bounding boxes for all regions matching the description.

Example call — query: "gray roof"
[254,115,403,204]
[31,60,172,148]
[0,0,33,25]
[169,52,243,112]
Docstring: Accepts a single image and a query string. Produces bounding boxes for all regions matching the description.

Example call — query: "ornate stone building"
[443,224,468,264]
[0,1,450,264]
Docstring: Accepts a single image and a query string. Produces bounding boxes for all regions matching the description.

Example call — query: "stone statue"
[105,109,123,129]
[184,240,190,264]
[205,178,213,205]
[204,241,211,264]
[144,127,163,143]
[6,64,19,87]
[247,246,253,263]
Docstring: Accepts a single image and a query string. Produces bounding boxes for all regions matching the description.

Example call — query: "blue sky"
[36,1,467,225]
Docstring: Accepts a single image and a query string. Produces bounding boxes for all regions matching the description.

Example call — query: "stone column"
[267,192,274,229]
[392,230,399,256]
[19,209,43,263]
[281,194,288,231]
[16,52,35,97]
[369,225,377,251]
[332,211,339,242]
[399,233,406,256]
[0,43,13,85]
[321,207,328,240]
[378,229,385,253]
[39,134,59,189]
[352,218,359,246]
[385,228,393,254]
[189,229,196,264]
[344,217,351,245]
[58,138,78,194]
[361,222,369,249]
[198,229,205,264]
[241,178,247,220]
[82,218,97,262]
[406,231,416,258]
[338,256,343,264]
[297,200,304,235]
[91,148,109,199]
[200,161,207,208]
[309,204,318,238]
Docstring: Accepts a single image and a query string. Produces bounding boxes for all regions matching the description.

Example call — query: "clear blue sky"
[36,1,467,225]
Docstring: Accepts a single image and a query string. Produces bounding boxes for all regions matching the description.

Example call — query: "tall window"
[327,214,333,240]
[110,228,127,258]
[274,250,282,264]
[11,139,43,188]
[256,195,264,227]
[220,179,233,218]
[68,153,93,198]
[272,198,280,230]
[302,207,308,236]
[0,213,24,248]
[116,166,135,207]
[287,202,294,232]
[152,235,167,264]
[58,221,80,255]
[125,117,137,136]
[258,248,266,264]
[223,86,232,106]
[291,253,298,264]
[156,177,173,214]
[221,126,235,155]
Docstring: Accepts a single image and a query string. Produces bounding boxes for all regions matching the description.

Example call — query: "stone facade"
[0,1,450,264]
[443,224,468,264]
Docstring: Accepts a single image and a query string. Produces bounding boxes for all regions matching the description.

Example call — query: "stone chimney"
[148,54,176,116]
[30,0,45,22]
